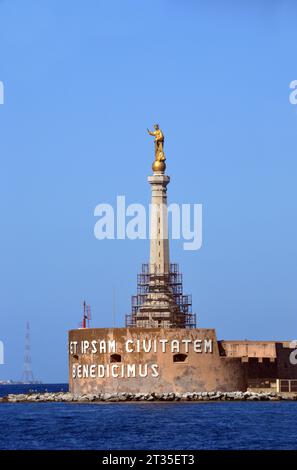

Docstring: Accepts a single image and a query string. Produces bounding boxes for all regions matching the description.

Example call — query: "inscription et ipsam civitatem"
[70,338,213,379]
[69,338,213,355]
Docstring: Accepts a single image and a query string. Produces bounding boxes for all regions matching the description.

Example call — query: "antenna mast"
[21,321,35,383]
[80,301,91,328]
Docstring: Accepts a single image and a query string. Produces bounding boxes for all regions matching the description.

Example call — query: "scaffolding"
[125,263,196,329]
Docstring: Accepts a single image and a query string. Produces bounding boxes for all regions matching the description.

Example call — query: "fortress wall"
[220,340,297,381]
[68,328,247,395]
[275,343,297,379]
[220,341,277,359]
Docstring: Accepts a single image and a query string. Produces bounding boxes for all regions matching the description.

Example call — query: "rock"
[101,393,112,401]
[45,395,54,401]
[134,393,143,401]
[247,395,260,401]
[234,392,244,400]
[153,393,163,400]
[211,393,222,400]
[77,395,89,402]
[119,394,128,401]
[84,394,96,401]
[164,393,175,401]
[3,390,296,403]
[15,394,26,401]
[180,393,189,401]
[27,395,37,401]
[63,394,74,402]
[9,397,18,403]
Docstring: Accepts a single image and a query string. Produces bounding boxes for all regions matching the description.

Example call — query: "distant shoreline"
[0,382,43,385]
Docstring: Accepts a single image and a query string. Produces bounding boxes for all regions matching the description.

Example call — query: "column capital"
[148,174,170,186]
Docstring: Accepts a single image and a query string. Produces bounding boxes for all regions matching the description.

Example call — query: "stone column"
[148,173,170,274]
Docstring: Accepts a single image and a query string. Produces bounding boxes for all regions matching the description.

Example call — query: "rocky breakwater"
[1,391,297,403]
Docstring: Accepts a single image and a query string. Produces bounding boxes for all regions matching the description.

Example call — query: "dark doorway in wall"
[173,353,188,363]
[110,354,122,363]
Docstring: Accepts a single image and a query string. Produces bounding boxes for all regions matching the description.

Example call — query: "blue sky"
[0,0,297,382]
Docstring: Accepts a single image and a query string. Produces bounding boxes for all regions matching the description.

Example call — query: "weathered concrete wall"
[220,341,277,359]
[220,340,297,382]
[68,328,247,395]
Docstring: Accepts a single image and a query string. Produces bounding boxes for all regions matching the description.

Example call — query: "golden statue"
[147,124,166,173]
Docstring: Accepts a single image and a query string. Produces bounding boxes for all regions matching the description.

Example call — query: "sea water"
[0,384,296,450]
